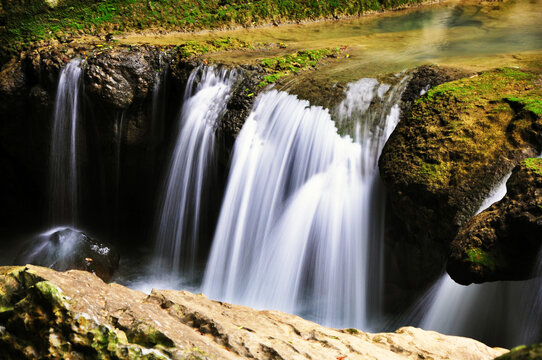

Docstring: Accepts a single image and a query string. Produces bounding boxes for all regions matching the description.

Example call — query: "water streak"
[203,75,407,329]
[49,59,83,226]
[153,66,236,280]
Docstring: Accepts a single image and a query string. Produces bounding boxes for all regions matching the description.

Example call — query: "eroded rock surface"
[448,158,542,285]
[0,265,507,360]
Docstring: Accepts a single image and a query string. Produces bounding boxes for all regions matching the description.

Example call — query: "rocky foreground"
[0,265,508,360]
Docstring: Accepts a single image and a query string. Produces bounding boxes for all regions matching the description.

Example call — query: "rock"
[0,265,507,360]
[399,65,473,115]
[496,344,542,360]
[84,46,164,110]
[14,228,120,282]
[447,158,542,285]
[379,67,542,286]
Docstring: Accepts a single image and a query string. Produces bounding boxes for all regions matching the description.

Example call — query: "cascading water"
[203,75,408,329]
[418,163,541,347]
[49,58,83,226]
[153,66,236,282]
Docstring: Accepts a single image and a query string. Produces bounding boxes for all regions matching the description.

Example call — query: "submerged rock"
[448,158,542,285]
[0,265,507,360]
[379,67,542,286]
[15,228,119,282]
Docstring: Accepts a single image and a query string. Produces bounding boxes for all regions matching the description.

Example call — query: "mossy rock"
[379,66,542,284]
[496,343,542,360]
[0,266,173,359]
[447,158,542,284]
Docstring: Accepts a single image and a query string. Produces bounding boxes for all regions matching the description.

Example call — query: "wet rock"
[447,158,542,285]
[379,67,542,286]
[15,228,120,282]
[84,46,164,110]
[0,265,508,360]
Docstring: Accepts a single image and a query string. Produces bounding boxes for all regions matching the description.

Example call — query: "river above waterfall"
[118,0,542,80]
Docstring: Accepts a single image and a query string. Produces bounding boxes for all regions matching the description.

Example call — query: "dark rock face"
[379,67,542,289]
[84,46,164,110]
[447,158,542,285]
[15,228,120,282]
[0,44,261,244]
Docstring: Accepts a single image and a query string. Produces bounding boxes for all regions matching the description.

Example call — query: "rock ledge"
[0,265,507,359]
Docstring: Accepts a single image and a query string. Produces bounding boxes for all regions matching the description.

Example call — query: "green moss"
[419,161,451,184]
[496,343,542,360]
[34,281,71,309]
[177,36,251,57]
[524,158,542,176]
[466,248,495,270]
[506,96,542,117]
[258,48,342,87]
[345,328,359,334]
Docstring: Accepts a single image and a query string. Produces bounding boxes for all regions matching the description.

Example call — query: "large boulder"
[0,265,507,360]
[379,67,542,286]
[15,228,119,282]
[447,158,542,285]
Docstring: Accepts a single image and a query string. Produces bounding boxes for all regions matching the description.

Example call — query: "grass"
[0,0,424,65]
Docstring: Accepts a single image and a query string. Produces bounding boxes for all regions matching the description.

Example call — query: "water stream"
[203,74,408,329]
[152,66,236,283]
[49,58,83,227]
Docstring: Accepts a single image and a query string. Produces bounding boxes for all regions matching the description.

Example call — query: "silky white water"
[203,75,408,329]
[49,58,83,226]
[153,66,236,281]
[419,165,540,347]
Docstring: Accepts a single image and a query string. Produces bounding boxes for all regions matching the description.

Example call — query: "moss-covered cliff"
[379,65,542,286]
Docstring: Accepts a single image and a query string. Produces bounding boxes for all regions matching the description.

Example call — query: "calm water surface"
[120,0,542,79]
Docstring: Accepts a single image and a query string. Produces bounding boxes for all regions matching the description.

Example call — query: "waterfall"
[418,165,540,347]
[203,75,408,329]
[49,58,83,226]
[153,66,236,281]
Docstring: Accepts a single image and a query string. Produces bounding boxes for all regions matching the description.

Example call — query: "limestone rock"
[448,158,542,285]
[0,265,508,360]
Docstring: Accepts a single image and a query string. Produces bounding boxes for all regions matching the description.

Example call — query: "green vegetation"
[506,96,542,117]
[0,0,423,65]
[524,158,542,176]
[177,37,252,57]
[466,248,495,270]
[419,68,538,107]
[411,67,541,187]
[419,161,451,184]
[344,328,359,335]
[258,48,342,87]
[496,343,542,360]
